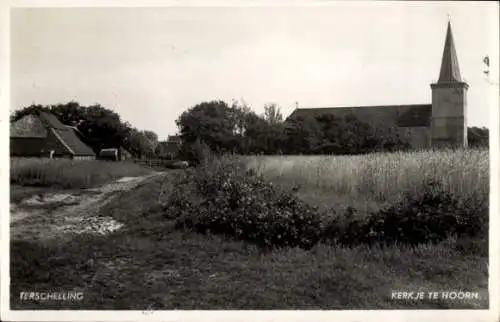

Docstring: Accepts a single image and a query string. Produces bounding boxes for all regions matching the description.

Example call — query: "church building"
[286,21,468,149]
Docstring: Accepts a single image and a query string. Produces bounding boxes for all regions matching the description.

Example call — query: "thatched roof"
[10,112,95,156]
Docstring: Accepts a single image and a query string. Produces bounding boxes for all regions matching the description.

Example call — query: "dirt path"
[10,172,164,242]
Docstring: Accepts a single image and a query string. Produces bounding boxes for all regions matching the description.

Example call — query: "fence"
[133,158,188,168]
[134,159,169,167]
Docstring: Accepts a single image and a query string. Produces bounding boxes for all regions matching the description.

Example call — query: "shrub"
[320,206,367,245]
[322,180,488,248]
[178,138,214,166]
[164,155,322,250]
[163,155,487,252]
[452,236,488,257]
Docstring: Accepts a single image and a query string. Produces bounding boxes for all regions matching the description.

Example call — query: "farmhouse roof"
[286,104,432,128]
[39,111,70,130]
[10,114,47,138]
[11,112,95,156]
[65,125,97,151]
[437,21,463,83]
[52,128,96,156]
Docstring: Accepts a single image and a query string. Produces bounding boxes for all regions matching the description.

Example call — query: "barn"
[10,111,96,159]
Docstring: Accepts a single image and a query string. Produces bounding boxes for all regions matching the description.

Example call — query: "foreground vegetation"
[10,158,152,189]
[11,229,488,309]
[10,148,489,309]
[166,150,487,251]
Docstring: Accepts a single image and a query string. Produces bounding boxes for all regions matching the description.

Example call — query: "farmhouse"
[156,135,182,159]
[287,22,468,149]
[10,111,96,159]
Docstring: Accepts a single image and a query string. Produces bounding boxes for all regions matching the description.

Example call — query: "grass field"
[10,158,152,189]
[246,149,488,203]
[10,149,489,309]
[246,149,489,214]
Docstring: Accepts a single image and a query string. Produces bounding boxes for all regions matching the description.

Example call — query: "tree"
[10,104,50,122]
[468,127,489,148]
[264,103,284,125]
[242,112,271,154]
[284,116,322,154]
[71,103,125,150]
[282,112,409,155]
[143,130,159,153]
[176,100,256,155]
[238,104,287,155]
[127,129,156,158]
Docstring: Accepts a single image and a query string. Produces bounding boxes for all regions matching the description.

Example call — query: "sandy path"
[10,172,163,242]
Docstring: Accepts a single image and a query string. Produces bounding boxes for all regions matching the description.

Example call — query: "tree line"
[12,100,489,161]
[468,126,489,148]
[175,100,415,161]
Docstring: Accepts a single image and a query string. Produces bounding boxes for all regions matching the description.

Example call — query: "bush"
[163,156,487,252]
[178,138,214,166]
[453,236,488,257]
[322,180,488,247]
[320,206,367,245]
[164,155,322,250]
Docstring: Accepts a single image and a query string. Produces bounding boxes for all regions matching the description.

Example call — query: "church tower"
[430,21,468,148]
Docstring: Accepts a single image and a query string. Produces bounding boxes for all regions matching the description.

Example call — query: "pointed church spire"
[437,21,464,83]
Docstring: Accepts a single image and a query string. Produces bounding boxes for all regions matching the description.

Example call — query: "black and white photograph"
[1,1,499,320]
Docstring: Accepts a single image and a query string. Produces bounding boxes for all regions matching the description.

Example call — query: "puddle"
[20,193,80,206]
[116,177,139,183]
[55,216,124,235]
[10,173,161,242]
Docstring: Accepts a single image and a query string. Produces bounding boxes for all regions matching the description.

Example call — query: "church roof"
[397,105,432,127]
[437,21,463,83]
[286,104,432,128]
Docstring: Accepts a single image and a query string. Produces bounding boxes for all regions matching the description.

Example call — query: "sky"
[10,2,499,140]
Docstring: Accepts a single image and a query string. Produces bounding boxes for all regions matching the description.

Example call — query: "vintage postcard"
[1,1,499,321]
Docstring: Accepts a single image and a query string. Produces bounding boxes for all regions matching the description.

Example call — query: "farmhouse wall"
[10,138,47,156]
